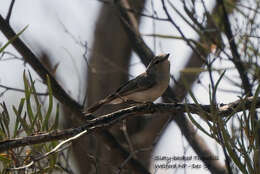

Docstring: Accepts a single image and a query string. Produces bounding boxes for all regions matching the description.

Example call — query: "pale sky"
[0,1,241,174]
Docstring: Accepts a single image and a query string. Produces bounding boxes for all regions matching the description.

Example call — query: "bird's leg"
[127,100,154,106]
[83,112,96,121]
[115,93,128,103]
[142,101,154,108]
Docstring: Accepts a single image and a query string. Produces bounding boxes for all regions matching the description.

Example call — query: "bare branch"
[217,0,252,95]
[6,0,16,23]
[161,0,204,60]
[8,130,87,171]
[0,84,48,96]
[115,0,155,65]
[0,96,259,152]
[0,15,84,114]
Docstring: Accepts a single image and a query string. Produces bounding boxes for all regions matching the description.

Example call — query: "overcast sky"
[0,1,241,173]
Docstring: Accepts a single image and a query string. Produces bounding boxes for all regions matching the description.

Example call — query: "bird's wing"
[86,73,156,113]
[115,72,156,96]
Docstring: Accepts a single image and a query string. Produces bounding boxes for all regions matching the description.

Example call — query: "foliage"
[0,73,61,173]
[0,25,28,53]
[1,0,260,173]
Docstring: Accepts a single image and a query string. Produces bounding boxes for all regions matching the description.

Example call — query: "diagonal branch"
[0,15,84,114]
[217,0,252,95]
[6,0,16,23]
[115,0,155,65]
[0,12,150,174]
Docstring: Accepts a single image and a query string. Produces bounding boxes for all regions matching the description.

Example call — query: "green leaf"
[249,83,260,139]
[49,148,58,168]
[0,129,6,140]
[28,71,41,108]
[212,70,226,103]
[221,124,249,174]
[23,71,34,125]
[13,107,31,135]
[0,153,11,163]
[187,110,214,139]
[182,77,213,122]
[13,98,25,137]
[50,103,59,130]
[210,71,226,120]
[42,75,53,131]
[0,25,28,53]
[1,103,10,137]
[31,104,41,130]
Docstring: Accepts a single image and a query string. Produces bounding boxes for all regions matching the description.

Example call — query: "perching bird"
[86,53,170,113]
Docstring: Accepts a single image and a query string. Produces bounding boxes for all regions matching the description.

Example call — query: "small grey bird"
[86,53,170,113]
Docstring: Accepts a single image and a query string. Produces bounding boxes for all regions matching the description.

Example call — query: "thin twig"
[121,120,136,158]
[161,0,204,61]
[217,0,252,95]
[0,84,48,96]
[6,0,16,23]
[8,130,87,171]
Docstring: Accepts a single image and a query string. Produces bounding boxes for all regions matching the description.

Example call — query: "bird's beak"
[162,53,170,61]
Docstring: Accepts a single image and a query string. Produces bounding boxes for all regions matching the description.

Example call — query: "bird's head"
[146,53,170,74]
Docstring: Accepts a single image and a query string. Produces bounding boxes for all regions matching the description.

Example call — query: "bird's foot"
[127,100,154,106]
[143,101,154,108]
[115,94,128,103]
[83,112,96,121]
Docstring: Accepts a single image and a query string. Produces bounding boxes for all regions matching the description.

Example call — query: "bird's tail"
[86,94,116,113]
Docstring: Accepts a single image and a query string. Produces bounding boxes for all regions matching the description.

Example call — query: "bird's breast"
[110,60,170,103]
[124,74,169,102]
